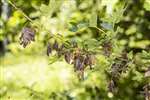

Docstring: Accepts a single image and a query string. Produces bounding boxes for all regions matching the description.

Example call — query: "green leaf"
[40,0,62,17]
[89,8,97,27]
[144,0,150,11]
[127,51,133,59]
[101,22,113,30]
[141,50,150,59]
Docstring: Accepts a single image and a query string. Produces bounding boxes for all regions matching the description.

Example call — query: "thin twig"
[8,0,33,23]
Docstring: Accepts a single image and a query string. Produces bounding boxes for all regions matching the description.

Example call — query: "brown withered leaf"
[108,79,118,93]
[53,40,59,51]
[84,54,95,69]
[78,70,84,80]
[108,80,115,93]
[47,42,52,56]
[64,51,73,64]
[84,54,90,66]
[57,43,65,57]
[20,27,35,48]
[102,41,112,57]
[74,55,84,71]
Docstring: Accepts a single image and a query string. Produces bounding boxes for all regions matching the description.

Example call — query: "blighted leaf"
[53,40,59,51]
[108,80,115,93]
[84,55,90,66]
[84,54,95,69]
[74,55,84,71]
[20,27,35,48]
[47,42,52,56]
[57,44,64,57]
[102,41,112,57]
[64,51,73,64]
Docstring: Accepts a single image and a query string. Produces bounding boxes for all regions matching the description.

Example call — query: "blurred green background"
[0,0,150,100]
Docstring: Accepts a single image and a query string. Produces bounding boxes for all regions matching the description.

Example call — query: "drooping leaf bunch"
[46,38,96,79]
[107,51,130,93]
[19,25,113,80]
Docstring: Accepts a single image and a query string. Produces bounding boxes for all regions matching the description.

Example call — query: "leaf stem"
[8,0,33,23]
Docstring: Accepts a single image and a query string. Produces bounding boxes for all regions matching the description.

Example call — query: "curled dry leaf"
[74,55,84,71]
[84,54,90,65]
[53,40,59,51]
[47,42,52,56]
[20,27,35,48]
[64,51,73,64]
[102,41,112,57]
[45,39,96,80]
[84,54,95,69]
[108,80,115,93]
[57,44,64,57]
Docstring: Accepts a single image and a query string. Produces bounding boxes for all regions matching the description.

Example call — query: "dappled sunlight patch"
[0,55,79,99]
